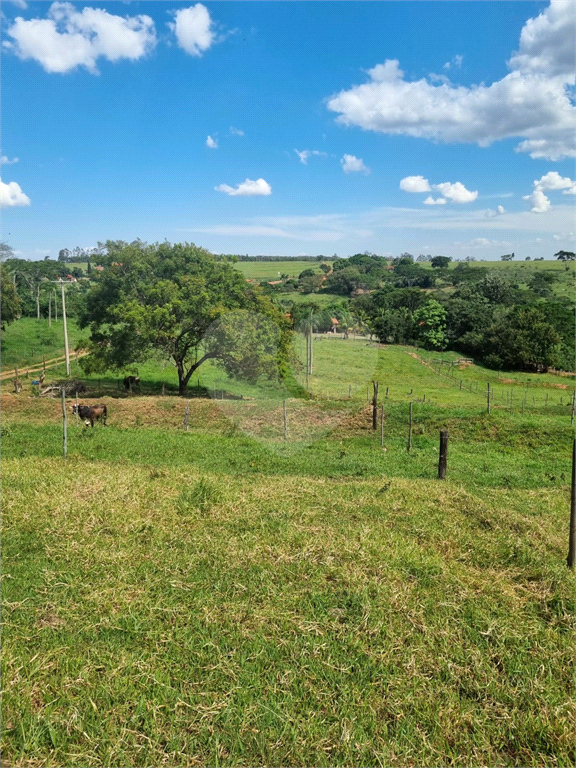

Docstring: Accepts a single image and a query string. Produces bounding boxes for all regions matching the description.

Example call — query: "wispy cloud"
[341,154,370,174]
[294,149,328,165]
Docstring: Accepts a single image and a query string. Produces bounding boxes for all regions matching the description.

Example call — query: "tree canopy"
[80,240,291,394]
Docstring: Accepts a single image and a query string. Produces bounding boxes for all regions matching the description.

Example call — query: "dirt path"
[0,351,89,381]
[405,350,438,373]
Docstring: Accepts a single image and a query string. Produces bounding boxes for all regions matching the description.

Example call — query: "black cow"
[123,375,140,391]
[71,403,108,427]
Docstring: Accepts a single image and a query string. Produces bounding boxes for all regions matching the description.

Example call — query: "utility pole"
[60,280,71,377]
[48,280,70,376]
[309,310,313,376]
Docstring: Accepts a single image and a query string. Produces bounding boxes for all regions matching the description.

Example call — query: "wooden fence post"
[161,382,165,397]
[438,430,448,479]
[372,381,379,430]
[385,386,389,399]
[61,387,67,459]
[184,401,190,431]
[567,439,576,568]
[407,402,413,453]
[380,405,384,447]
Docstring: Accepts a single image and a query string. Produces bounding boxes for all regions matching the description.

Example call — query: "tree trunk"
[176,352,218,396]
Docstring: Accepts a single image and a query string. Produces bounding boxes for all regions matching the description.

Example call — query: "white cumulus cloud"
[423,196,446,205]
[3,1,156,74]
[169,4,215,57]
[215,178,272,197]
[206,135,218,149]
[523,170,576,211]
[229,127,244,136]
[0,179,31,207]
[341,154,370,174]
[523,188,551,213]
[433,181,478,203]
[326,1,575,160]
[400,175,431,193]
[0,156,19,165]
[533,170,575,191]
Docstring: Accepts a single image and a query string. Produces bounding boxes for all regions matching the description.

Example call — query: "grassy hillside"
[0,317,83,372]
[1,339,574,767]
[232,260,324,281]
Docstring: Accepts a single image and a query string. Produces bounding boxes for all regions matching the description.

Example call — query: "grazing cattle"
[123,375,140,391]
[71,403,107,427]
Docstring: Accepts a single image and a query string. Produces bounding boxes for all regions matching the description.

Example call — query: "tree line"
[1,242,573,385]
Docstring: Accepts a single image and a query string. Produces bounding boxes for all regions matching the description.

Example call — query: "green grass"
[2,338,575,767]
[1,317,83,372]
[232,260,324,282]
[2,455,574,767]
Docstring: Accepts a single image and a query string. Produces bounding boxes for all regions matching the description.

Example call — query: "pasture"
[232,260,324,282]
[1,337,574,767]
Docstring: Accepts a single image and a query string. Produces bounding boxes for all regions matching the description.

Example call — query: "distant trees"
[555,250,575,261]
[413,300,447,349]
[0,242,15,262]
[431,256,452,269]
[484,307,561,372]
[500,253,515,261]
[0,264,21,329]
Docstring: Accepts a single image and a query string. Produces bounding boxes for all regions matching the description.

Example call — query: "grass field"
[2,335,575,767]
[232,260,324,282]
[1,317,83,373]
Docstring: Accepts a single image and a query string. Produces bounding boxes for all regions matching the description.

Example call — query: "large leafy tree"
[0,264,21,329]
[413,299,448,350]
[484,307,561,372]
[80,240,289,394]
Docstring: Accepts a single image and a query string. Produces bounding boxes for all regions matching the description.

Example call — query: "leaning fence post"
[407,402,413,453]
[438,430,448,479]
[184,401,190,431]
[567,439,576,568]
[61,387,67,459]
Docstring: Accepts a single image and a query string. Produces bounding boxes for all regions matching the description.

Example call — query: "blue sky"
[2,0,575,260]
